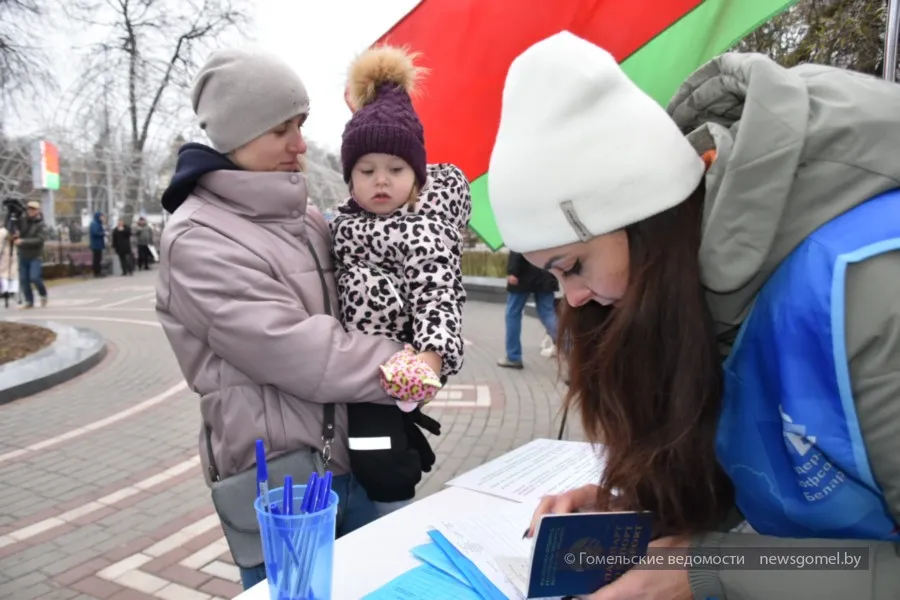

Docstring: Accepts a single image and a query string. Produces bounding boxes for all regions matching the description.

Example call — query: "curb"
[0,319,107,405]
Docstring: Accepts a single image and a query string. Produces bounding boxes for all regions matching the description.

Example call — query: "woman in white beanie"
[155,47,406,590]
[497,32,900,600]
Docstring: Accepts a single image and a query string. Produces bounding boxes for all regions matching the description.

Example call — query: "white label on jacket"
[348,436,392,451]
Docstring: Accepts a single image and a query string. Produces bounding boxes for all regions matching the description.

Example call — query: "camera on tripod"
[2,197,25,237]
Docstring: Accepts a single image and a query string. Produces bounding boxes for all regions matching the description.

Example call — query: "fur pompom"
[347,44,428,109]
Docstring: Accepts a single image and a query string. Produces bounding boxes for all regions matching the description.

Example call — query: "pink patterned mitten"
[380,345,442,411]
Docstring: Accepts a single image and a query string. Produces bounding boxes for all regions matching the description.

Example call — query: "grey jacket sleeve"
[689,250,900,599]
[165,226,402,405]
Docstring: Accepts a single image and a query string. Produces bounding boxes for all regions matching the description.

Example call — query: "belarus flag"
[373,0,798,249]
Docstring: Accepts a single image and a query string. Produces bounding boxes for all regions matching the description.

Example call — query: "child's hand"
[380,345,442,410]
[416,351,442,377]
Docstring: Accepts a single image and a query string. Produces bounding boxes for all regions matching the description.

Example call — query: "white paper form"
[446,438,604,503]
[496,556,530,597]
[432,503,537,600]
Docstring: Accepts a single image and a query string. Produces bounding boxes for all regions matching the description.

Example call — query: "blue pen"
[313,471,332,512]
[283,475,293,516]
[297,471,327,598]
[310,474,322,509]
[299,472,318,514]
[255,440,270,512]
[291,473,318,590]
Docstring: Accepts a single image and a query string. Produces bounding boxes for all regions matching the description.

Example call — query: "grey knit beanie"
[191,48,310,154]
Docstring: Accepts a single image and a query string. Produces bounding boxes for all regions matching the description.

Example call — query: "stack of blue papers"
[362,530,506,599]
[363,509,655,599]
[362,562,481,599]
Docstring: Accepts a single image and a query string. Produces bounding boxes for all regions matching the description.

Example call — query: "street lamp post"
[885,0,900,81]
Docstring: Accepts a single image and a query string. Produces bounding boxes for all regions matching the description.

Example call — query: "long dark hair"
[558,182,733,536]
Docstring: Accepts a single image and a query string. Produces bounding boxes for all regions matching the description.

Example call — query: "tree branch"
[0,0,54,107]
[137,0,247,149]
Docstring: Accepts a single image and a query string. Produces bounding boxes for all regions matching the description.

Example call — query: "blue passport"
[526,511,654,598]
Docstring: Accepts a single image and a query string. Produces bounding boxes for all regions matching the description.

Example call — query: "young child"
[331,44,472,515]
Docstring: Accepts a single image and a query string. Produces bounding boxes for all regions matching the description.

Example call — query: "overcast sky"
[255,0,421,152]
[5,0,421,154]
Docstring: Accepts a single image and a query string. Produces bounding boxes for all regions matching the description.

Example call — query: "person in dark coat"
[133,216,154,270]
[89,211,106,277]
[111,218,134,276]
[14,201,48,308]
[498,251,559,369]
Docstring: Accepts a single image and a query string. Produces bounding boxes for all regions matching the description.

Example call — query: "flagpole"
[885,0,900,81]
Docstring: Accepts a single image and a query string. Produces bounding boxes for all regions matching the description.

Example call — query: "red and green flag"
[374,0,798,250]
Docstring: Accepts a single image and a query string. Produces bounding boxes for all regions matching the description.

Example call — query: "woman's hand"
[524,484,599,538]
[580,536,692,600]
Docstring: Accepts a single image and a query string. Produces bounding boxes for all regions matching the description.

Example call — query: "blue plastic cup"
[254,485,338,600]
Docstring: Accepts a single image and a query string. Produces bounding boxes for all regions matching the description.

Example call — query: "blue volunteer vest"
[716,187,900,540]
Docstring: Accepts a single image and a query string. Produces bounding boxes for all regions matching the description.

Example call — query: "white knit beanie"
[192,48,310,154]
[488,31,706,253]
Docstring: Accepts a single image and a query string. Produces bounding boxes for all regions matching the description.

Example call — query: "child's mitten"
[380,345,442,411]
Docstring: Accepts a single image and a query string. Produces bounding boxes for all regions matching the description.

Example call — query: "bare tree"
[0,0,56,116]
[66,0,249,218]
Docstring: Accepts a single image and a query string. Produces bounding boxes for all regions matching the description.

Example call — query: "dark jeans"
[117,251,134,275]
[18,257,47,306]
[238,472,381,590]
[137,245,152,270]
[92,249,103,276]
[505,291,558,362]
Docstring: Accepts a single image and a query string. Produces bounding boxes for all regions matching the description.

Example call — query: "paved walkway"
[0,271,580,599]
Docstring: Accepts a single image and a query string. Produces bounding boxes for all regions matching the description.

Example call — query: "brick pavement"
[0,271,582,599]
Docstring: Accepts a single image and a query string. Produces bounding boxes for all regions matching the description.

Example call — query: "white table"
[235,486,520,599]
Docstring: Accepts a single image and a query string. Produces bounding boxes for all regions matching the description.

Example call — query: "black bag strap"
[306,237,336,469]
[205,423,220,483]
[203,235,338,482]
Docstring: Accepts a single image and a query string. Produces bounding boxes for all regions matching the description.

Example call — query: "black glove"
[406,419,436,472]
[403,408,441,472]
[406,407,441,435]
[347,403,421,502]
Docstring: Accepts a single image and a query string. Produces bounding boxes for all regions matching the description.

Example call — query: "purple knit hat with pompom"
[341,82,427,187]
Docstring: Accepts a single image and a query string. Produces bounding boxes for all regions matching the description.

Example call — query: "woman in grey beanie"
[155,48,404,591]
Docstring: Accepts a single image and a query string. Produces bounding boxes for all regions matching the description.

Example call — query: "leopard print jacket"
[330,163,472,379]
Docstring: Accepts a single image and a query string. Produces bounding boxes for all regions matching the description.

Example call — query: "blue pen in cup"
[314,472,332,512]
[301,471,334,598]
[256,439,270,510]
[255,475,339,600]
[299,472,318,514]
[283,476,293,516]
[255,439,284,581]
